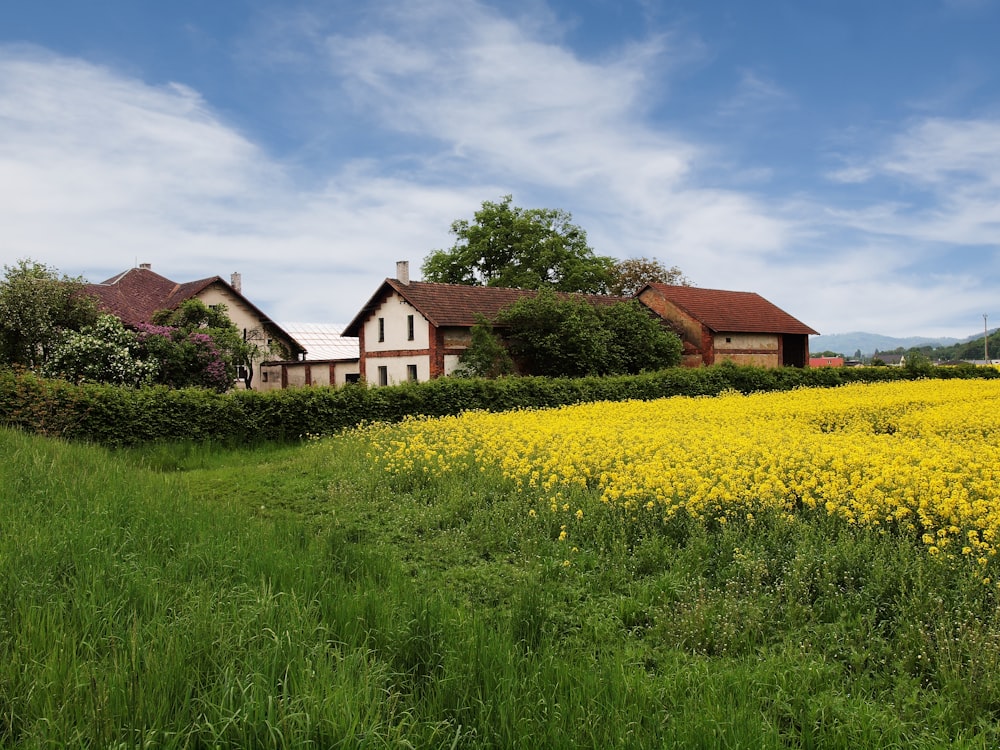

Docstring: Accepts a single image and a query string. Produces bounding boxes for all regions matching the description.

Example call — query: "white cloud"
[823,118,1000,248]
[5,2,996,341]
[1,7,800,328]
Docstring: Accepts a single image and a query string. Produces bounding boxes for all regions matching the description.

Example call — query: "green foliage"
[454,314,515,378]
[140,299,260,391]
[6,425,1000,746]
[601,299,683,374]
[2,362,996,447]
[137,323,232,392]
[496,289,611,377]
[0,258,98,369]
[904,350,934,376]
[42,314,159,386]
[151,297,234,331]
[421,195,616,293]
[493,291,681,377]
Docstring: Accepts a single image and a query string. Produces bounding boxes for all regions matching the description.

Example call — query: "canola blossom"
[364,380,1000,563]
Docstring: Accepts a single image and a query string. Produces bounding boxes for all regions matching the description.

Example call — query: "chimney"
[231,272,242,293]
[396,260,410,285]
[139,263,151,270]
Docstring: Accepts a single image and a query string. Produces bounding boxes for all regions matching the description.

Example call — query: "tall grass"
[3,426,1000,747]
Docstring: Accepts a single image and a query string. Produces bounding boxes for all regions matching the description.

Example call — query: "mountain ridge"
[809,331,990,357]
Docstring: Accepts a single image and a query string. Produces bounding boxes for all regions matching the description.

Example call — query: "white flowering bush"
[43,315,159,387]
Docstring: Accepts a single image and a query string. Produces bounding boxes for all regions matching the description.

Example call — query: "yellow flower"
[363,380,1000,566]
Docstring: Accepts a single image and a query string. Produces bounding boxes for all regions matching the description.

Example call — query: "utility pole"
[986,314,990,362]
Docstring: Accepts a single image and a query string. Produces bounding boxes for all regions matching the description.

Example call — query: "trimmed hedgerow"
[0,364,996,447]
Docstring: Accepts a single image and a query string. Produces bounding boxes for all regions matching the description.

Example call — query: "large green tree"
[422,196,616,293]
[0,259,98,370]
[495,291,610,377]
[600,300,683,375]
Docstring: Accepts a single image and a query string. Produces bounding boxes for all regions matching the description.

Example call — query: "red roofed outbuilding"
[636,283,818,368]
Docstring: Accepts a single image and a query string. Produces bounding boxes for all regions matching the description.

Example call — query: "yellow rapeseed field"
[365,379,1000,567]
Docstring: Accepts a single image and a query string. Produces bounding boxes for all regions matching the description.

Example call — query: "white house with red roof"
[84,264,306,388]
[342,261,818,385]
[342,261,624,385]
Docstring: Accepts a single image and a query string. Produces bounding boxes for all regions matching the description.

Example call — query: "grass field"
[3,380,1000,747]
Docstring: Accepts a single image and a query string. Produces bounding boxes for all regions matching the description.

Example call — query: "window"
[261,371,268,383]
[377,366,388,386]
[378,317,385,342]
[407,364,418,382]
[725,337,732,343]
[345,373,361,384]
[407,314,414,341]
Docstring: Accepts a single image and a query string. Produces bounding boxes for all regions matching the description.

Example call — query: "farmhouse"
[637,283,817,368]
[342,262,620,385]
[344,262,818,384]
[84,264,306,388]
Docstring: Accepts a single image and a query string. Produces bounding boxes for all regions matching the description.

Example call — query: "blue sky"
[2,0,999,338]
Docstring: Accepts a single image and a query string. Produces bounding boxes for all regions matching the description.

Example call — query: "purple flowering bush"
[136,323,234,392]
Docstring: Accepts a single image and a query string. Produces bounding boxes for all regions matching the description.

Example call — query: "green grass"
[3,427,1000,748]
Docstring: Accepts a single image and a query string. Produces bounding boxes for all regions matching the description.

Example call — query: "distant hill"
[811,332,961,357]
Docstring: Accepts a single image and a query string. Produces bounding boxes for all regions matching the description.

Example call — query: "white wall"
[363,293,429,352]
[366,356,428,385]
[362,291,433,384]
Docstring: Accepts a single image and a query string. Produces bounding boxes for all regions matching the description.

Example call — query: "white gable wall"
[360,291,434,384]
[363,292,430,352]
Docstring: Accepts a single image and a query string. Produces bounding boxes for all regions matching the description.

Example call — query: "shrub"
[1,364,996,447]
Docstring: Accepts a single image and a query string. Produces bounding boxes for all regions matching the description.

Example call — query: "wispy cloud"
[2,3,800,325]
[2,0,997,339]
[717,68,793,117]
[825,117,1000,247]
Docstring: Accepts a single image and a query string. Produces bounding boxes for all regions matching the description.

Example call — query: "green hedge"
[1,363,996,447]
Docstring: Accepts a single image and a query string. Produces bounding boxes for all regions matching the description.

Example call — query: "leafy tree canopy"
[0,259,98,370]
[453,314,515,378]
[600,300,684,376]
[422,195,616,294]
[605,257,693,297]
[152,299,287,388]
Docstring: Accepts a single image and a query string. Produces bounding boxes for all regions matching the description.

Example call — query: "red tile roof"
[641,284,818,335]
[343,279,626,335]
[84,267,305,355]
[85,267,217,325]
